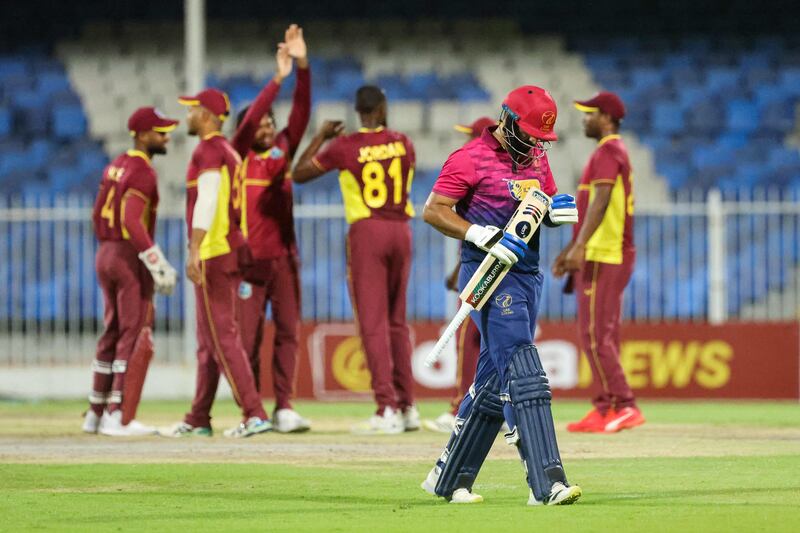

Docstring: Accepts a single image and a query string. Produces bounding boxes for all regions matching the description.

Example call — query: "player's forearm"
[122,194,154,252]
[292,134,327,183]
[189,228,207,253]
[422,201,470,240]
[285,66,311,153]
[574,192,611,246]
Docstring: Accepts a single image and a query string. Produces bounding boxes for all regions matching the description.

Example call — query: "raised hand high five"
[275,42,292,82]
[284,24,308,68]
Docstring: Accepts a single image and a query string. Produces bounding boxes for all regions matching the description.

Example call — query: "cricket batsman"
[420,86,582,505]
[84,107,179,436]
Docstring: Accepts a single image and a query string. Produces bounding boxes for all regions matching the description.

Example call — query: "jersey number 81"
[361,157,407,209]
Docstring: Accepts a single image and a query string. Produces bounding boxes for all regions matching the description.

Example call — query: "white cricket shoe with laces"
[273,409,311,433]
[528,482,582,506]
[402,405,420,432]
[98,410,157,436]
[351,407,404,435]
[451,488,483,504]
[421,465,440,495]
[223,416,272,438]
[422,412,456,433]
[82,410,101,434]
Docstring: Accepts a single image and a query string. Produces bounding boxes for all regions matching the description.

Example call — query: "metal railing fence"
[2,188,799,366]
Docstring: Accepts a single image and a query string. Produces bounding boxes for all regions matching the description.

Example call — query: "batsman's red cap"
[502,86,558,142]
[454,116,496,138]
[574,91,626,120]
[178,88,231,121]
[127,107,179,135]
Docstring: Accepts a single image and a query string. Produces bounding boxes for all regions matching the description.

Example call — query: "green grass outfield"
[1,399,799,532]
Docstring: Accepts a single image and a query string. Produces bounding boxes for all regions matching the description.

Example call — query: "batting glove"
[547,193,578,225]
[465,224,527,266]
[139,244,178,295]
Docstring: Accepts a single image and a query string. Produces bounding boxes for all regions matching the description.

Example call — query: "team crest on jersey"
[269,147,284,159]
[505,179,541,201]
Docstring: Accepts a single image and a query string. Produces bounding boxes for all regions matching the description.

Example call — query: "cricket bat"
[425,187,552,367]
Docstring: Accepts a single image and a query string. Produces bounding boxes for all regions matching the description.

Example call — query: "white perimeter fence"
[1,188,800,367]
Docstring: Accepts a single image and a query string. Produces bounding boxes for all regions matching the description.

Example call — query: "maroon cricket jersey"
[311,126,416,224]
[233,68,311,260]
[574,134,634,265]
[185,132,244,260]
[93,150,158,246]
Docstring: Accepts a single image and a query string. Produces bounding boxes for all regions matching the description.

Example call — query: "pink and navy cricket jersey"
[432,126,557,273]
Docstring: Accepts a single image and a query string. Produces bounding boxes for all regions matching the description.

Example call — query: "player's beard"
[150,145,168,155]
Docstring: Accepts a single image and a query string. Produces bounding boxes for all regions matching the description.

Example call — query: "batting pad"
[509,344,567,501]
[121,326,154,425]
[435,374,505,499]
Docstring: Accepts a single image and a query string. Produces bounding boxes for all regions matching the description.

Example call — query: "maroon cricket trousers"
[184,251,267,428]
[347,218,415,414]
[235,254,301,410]
[575,250,637,414]
[91,241,153,416]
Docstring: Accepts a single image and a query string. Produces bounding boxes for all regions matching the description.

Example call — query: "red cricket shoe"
[566,408,609,433]
[603,406,645,433]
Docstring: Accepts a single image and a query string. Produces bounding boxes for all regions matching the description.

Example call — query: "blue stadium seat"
[36,72,71,98]
[705,67,740,92]
[778,68,800,95]
[692,145,730,169]
[686,101,723,135]
[668,65,703,88]
[651,102,684,134]
[630,68,664,91]
[760,100,797,135]
[743,67,777,91]
[46,166,84,193]
[0,107,11,137]
[51,104,87,140]
[725,100,760,133]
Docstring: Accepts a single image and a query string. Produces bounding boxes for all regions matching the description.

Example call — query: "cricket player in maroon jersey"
[160,88,271,438]
[84,107,179,437]
[231,25,311,433]
[293,86,418,435]
[552,91,644,433]
[423,116,494,434]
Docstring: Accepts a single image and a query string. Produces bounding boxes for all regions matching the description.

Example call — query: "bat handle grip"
[424,303,474,367]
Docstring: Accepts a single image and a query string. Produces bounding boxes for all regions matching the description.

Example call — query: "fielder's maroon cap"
[502,86,558,141]
[574,91,626,120]
[127,107,179,135]
[178,88,231,121]
[454,116,496,138]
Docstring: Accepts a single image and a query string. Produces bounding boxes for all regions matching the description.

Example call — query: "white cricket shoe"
[273,409,311,433]
[422,412,456,433]
[98,410,157,436]
[351,406,404,435]
[157,421,213,438]
[451,488,483,504]
[402,405,420,432]
[420,465,441,495]
[223,417,272,438]
[528,482,582,506]
[82,410,101,434]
